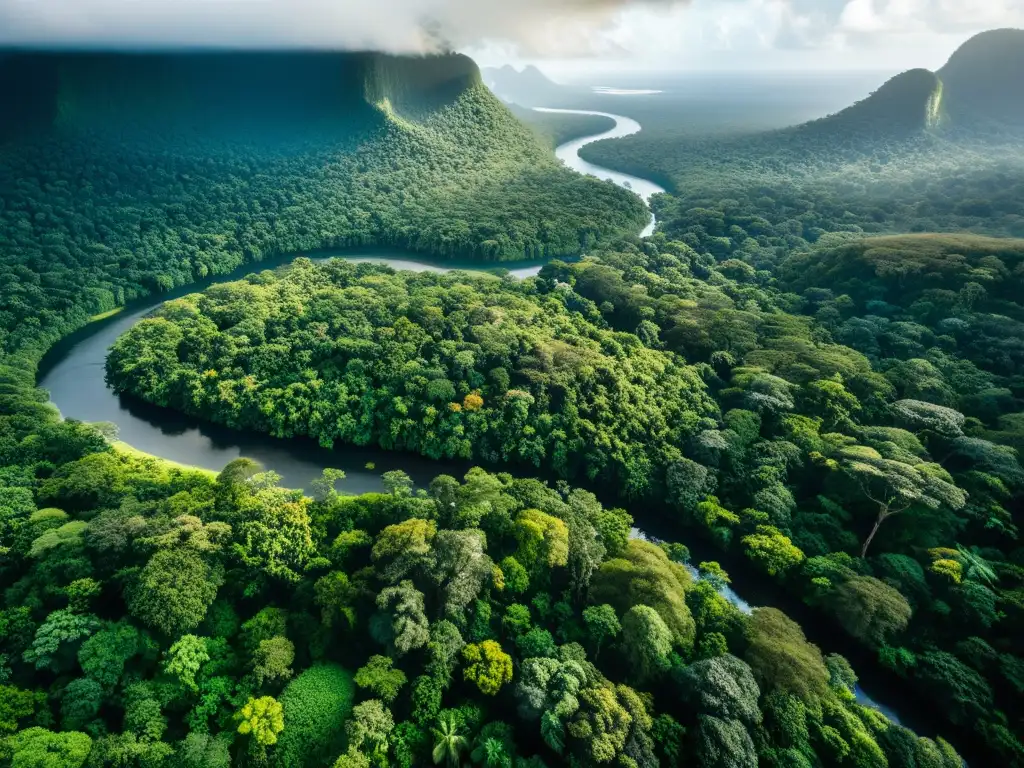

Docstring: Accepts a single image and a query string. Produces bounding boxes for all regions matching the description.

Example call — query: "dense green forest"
[586,125,1024,253]
[105,259,717,493]
[560,34,1024,759]
[108,233,1024,763]
[0,51,647,361]
[2,32,1024,768]
[0,410,966,768]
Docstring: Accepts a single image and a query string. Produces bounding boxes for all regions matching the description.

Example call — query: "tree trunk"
[860,507,889,558]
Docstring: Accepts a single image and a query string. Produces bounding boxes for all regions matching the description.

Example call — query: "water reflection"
[38,251,532,493]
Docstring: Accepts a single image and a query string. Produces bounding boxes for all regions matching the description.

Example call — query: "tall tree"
[376,581,430,655]
[432,712,468,768]
[836,444,967,557]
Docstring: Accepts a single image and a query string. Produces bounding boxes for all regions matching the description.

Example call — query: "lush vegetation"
[3,33,1024,768]
[0,51,648,364]
[105,258,716,496]
[781,234,1024,385]
[512,107,616,149]
[579,35,1024,265]
[583,119,1024,258]
[0,424,965,767]
[109,230,1024,763]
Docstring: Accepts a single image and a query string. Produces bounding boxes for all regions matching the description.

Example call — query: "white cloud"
[838,0,1024,39]
[0,0,693,55]
[2,0,1020,69]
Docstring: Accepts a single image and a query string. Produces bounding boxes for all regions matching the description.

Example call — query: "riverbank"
[38,112,661,494]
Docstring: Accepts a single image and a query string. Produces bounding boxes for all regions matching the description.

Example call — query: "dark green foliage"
[60,678,102,732]
[914,651,994,727]
[98,226,1024,760]
[0,443,965,768]
[744,609,829,704]
[677,654,761,724]
[693,715,757,768]
[274,664,355,767]
[0,53,647,368]
[106,259,716,494]
[939,29,1024,125]
[127,549,222,636]
[589,539,696,651]
[515,107,616,148]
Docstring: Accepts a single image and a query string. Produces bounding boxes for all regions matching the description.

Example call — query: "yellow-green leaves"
[236,696,284,746]
[741,526,805,576]
[462,640,513,695]
[514,509,569,570]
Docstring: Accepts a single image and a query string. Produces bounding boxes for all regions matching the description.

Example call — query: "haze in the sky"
[474,0,1024,75]
[1,0,1022,72]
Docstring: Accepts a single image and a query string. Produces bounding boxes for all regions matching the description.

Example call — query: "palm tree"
[432,713,467,768]
[479,738,512,768]
[957,544,999,586]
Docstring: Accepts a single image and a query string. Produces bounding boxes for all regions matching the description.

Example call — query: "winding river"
[535,107,664,237]
[38,111,922,741]
[38,111,662,494]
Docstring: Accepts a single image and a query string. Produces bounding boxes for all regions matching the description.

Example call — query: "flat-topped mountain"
[0,50,482,139]
[0,49,649,272]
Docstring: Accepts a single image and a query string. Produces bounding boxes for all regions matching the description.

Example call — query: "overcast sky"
[473,0,1024,75]
[1,0,1022,73]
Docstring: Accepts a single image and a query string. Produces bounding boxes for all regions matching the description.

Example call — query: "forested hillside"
[0,50,647,362]
[511,107,616,149]
[0,50,660,767]
[581,30,1024,261]
[2,239,970,768]
[1,423,963,767]
[568,33,1024,758]
[939,28,1024,126]
[108,235,1024,763]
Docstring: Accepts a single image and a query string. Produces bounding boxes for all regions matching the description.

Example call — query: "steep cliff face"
[0,50,483,140]
[362,52,481,117]
[939,28,1024,125]
[801,68,945,137]
[0,48,649,265]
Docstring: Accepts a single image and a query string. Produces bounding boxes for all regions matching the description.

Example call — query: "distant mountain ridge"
[939,28,1024,124]
[482,64,570,107]
[812,28,1023,135]
[800,68,945,137]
